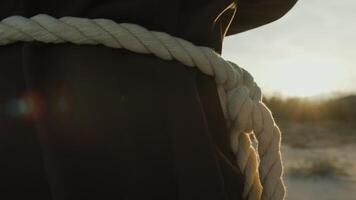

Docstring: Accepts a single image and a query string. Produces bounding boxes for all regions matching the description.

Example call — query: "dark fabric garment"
[0,0,296,199]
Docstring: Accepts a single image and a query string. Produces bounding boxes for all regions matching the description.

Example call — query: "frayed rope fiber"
[0,14,286,200]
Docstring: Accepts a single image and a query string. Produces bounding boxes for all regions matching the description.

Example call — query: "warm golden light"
[262,57,347,97]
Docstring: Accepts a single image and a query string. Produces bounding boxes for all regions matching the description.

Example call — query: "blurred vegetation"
[263,95,356,122]
[286,156,349,179]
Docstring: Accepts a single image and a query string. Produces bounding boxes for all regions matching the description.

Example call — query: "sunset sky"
[223,0,356,98]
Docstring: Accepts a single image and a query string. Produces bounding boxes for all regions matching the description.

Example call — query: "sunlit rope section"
[0,14,285,200]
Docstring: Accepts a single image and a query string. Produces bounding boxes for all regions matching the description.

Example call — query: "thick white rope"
[0,14,285,200]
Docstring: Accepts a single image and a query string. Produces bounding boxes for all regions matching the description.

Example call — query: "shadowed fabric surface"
[0,0,296,200]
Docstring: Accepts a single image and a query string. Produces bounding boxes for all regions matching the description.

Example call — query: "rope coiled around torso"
[0,14,285,200]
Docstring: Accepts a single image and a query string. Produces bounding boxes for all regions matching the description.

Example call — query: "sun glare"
[262,57,346,97]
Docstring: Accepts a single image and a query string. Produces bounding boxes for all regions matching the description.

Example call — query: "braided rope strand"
[0,14,285,200]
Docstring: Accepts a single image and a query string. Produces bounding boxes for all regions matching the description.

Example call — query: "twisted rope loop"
[0,14,285,200]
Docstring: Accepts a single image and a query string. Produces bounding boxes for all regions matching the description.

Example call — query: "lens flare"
[5,99,27,117]
[5,91,46,120]
[22,91,46,120]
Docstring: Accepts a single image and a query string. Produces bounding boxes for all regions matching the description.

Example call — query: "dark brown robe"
[0,0,296,199]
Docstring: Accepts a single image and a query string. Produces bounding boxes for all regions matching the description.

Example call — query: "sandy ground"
[279,121,356,200]
[283,145,356,200]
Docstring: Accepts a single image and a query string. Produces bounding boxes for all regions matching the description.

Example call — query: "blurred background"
[223,0,356,199]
